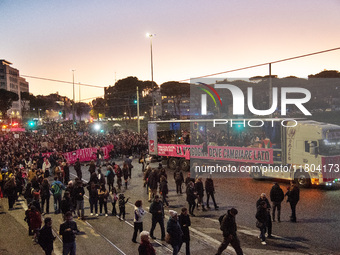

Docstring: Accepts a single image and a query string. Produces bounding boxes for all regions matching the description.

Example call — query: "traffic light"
[28,121,35,127]
[58,111,62,115]
[134,99,138,104]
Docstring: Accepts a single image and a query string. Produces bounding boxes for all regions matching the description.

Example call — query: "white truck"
[148,119,340,187]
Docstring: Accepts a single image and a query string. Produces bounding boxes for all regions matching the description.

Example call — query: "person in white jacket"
[132,200,146,243]
[42,158,51,177]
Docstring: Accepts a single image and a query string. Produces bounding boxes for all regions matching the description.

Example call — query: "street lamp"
[72,69,76,122]
[146,33,155,120]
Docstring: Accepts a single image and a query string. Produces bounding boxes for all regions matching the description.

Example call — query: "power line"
[21,75,105,89]
[179,46,340,82]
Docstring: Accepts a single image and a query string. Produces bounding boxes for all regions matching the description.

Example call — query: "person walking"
[74,180,85,220]
[179,208,191,255]
[270,182,284,222]
[285,180,300,222]
[74,158,82,180]
[122,163,129,190]
[40,178,51,215]
[159,176,169,207]
[63,161,70,185]
[87,182,99,216]
[256,193,272,238]
[108,186,118,216]
[148,169,158,202]
[60,191,73,220]
[205,176,219,210]
[166,210,183,255]
[138,231,156,255]
[186,181,197,216]
[132,200,146,243]
[98,184,109,216]
[256,201,268,245]
[106,165,115,193]
[51,177,65,214]
[216,208,243,255]
[29,205,42,243]
[149,195,165,240]
[174,167,184,194]
[118,194,129,220]
[59,211,79,255]
[194,177,206,211]
[38,217,56,255]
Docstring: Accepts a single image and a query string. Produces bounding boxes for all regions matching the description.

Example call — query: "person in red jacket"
[29,205,42,243]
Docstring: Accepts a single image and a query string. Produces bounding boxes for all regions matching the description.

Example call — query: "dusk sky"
[1,0,340,102]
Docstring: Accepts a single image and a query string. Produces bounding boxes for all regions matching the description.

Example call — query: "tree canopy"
[0,89,19,119]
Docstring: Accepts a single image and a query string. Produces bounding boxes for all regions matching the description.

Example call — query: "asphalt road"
[1,158,340,255]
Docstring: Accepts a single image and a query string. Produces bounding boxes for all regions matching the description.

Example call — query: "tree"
[20,91,31,119]
[105,77,158,118]
[0,89,19,119]
[160,81,190,117]
[75,102,91,120]
[92,98,106,119]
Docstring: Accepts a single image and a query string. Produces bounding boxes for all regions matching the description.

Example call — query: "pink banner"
[10,128,26,132]
[157,144,273,164]
[42,145,114,164]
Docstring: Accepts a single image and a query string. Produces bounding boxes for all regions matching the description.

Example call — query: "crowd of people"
[0,121,301,255]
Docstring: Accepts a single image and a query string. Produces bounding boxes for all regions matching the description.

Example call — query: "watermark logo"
[197,83,311,116]
[196,82,223,115]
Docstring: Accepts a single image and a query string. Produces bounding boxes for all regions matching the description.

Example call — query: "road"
[1,158,340,255]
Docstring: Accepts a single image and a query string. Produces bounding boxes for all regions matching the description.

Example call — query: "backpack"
[219,213,227,227]
[51,182,61,196]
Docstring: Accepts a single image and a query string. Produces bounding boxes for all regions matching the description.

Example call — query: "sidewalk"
[0,198,42,255]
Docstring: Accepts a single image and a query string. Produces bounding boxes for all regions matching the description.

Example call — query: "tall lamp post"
[146,33,155,120]
[72,69,76,122]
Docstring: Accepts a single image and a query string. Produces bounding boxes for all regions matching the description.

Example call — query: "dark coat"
[166,217,183,245]
[256,205,268,224]
[174,170,184,184]
[220,210,237,237]
[138,240,156,255]
[179,213,191,242]
[39,225,54,251]
[148,171,158,190]
[256,197,271,209]
[270,184,284,203]
[40,183,51,199]
[159,179,168,195]
[60,197,73,214]
[149,200,164,220]
[74,186,85,201]
[286,185,300,204]
[205,178,215,194]
[194,181,204,197]
[186,185,196,204]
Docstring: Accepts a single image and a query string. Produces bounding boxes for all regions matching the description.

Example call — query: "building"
[0,59,29,119]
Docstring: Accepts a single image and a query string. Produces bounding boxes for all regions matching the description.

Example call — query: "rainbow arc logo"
[196,82,223,108]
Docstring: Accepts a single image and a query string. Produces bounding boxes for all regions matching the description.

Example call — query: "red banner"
[157,144,273,164]
[42,144,114,164]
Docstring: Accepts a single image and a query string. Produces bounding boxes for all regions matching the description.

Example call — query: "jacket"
[286,185,300,204]
[220,210,237,237]
[166,217,183,245]
[179,213,191,241]
[59,220,78,243]
[149,200,164,220]
[134,206,146,223]
[205,178,215,193]
[39,225,54,251]
[270,184,284,203]
[256,205,268,224]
